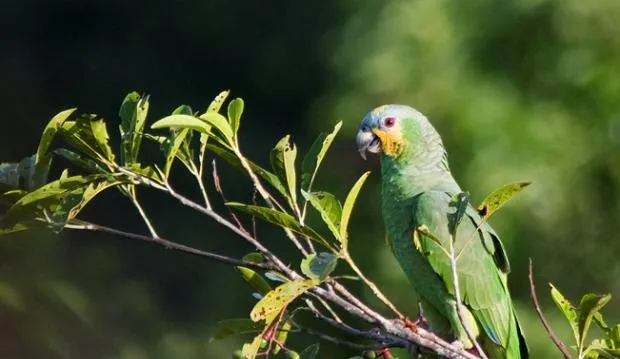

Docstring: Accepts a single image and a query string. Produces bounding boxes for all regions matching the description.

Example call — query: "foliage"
[549,285,619,359]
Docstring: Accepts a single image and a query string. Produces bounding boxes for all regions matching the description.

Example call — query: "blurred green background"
[2,0,620,358]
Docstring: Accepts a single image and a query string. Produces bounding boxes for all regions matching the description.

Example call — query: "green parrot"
[356,105,528,359]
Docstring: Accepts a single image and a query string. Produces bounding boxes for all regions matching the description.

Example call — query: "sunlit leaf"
[300,252,338,282]
[151,114,213,135]
[272,319,292,355]
[36,108,76,186]
[340,171,371,248]
[299,343,320,359]
[199,112,234,144]
[206,144,288,198]
[199,90,229,172]
[550,283,580,346]
[249,278,315,323]
[236,252,272,296]
[477,181,531,220]
[302,191,342,240]
[226,203,330,248]
[209,318,261,342]
[119,92,149,166]
[578,293,612,349]
[228,98,244,138]
[448,192,469,237]
[301,121,341,190]
[162,128,191,177]
[270,135,298,209]
[242,334,263,359]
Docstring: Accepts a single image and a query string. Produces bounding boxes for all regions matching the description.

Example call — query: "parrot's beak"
[356,125,381,160]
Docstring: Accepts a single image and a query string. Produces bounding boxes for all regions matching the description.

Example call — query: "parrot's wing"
[413,191,521,355]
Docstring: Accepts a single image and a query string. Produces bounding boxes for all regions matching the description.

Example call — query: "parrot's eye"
[383,116,396,128]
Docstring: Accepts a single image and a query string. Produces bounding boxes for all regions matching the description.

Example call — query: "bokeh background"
[2,0,620,358]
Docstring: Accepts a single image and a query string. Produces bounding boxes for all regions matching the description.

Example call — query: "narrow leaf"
[477,181,531,220]
[550,283,580,346]
[270,135,298,208]
[300,252,338,282]
[209,318,261,342]
[339,171,371,247]
[225,203,330,248]
[36,108,76,164]
[198,112,234,144]
[236,252,272,296]
[302,191,342,240]
[227,98,244,137]
[199,90,230,172]
[249,278,315,323]
[578,293,612,350]
[272,319,292,355]
[54,148,107,174]
[242,334,263,359]
[151,114,213,134]
[118,92,148,166]
[301,121,342,190]
[207,144,288,198]
[448,192,469,237]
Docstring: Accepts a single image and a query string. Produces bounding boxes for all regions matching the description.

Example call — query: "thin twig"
[528,258,573,359]
[212,159,250,234]
[190,161,212,210]
[342,252,405,319]
[130,194,159,238]
[448,237,488,359]
[65,220,276,271]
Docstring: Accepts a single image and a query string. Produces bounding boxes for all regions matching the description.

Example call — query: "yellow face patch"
[372,128,405,157]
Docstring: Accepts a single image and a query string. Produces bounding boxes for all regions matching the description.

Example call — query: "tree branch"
[64,220,276,271]
[528,258,573,359]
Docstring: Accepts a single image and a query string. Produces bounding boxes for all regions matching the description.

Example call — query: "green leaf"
[36,108,76,186]
[299,343,320,359]
[578,293,612,350]
[199,90,230,172]
[209,318,261,342]
[272,319,292,355]
[54,148,107,174]
[302,191,342,240]
[36,108,76,164]
[242,334,263,359]
[60,114,116,166]
[477,181,531,220]
[227,98,244,137]
[300,252,338,282]
[249,278,315,323]
[448,192,470,237]
[236,253,272,296]
[270,135,298,209]
[199,112,234,144]
[301,121,342,190]
[151,114,213,134]
[340,171,371,248]
[206,144,288,198]
[119,92,149,166]
[162,128,191,177]
[550,284,580,346]
[226,203,330,248]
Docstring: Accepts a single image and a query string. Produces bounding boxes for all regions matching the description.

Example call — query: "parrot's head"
[356,104,442,161]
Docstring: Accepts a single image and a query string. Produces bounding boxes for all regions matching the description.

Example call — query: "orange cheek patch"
[372,128,405,157]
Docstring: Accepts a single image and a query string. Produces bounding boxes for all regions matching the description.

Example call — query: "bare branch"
[65,220,276,271]
[528,258,573,359]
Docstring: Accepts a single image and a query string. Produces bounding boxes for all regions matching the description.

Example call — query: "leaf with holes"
[550,284,580,346]
[249,278,315,323]
[60,114,116,166]
[340,171,370,248]
[242,334,263,359]
[54,149,107,174]
[477,181,531,220]
[36,108,76,185]
[199,90,229,172]
[270,135,298,210]
[302,191,342,240]
[301,121,341,191]
[119,92,149,166]
[300,252,338,282]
